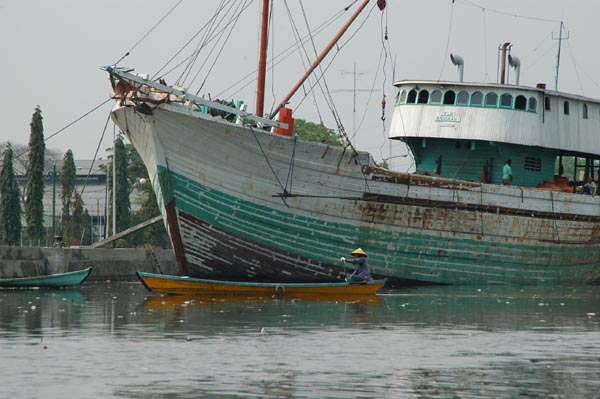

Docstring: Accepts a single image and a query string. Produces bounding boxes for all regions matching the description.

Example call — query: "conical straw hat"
[351,248,367,257]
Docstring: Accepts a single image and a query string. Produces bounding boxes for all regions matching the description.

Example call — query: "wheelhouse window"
[397,90,407,105]
[528,97,537,113]
[470,91,483,107]
[443,90,456,105]
[410,89,540,114]
[485,92,498,108]
[524,157,542,172]
[583,103,588,119]
[544,97,551,111]
[429,90,442,104]
[407,89,417,104]
[500,93,513,109]
[456,91,469,106]
[515,95,527,110]
[564,101,570,115]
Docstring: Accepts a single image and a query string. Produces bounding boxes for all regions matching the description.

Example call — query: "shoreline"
[0,247,178,281]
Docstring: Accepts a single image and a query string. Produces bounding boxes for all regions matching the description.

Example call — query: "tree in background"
[0,144,22,245]
[294,118,341,146]
[69,192,85,245]
[80,208,92,245]
[0,142,62,177]
[126,144,170,248]
[60,150,77,242]
[25,106,46,246]
[141,187,169,247]
[99,141,170,248]
[108,135,131,246]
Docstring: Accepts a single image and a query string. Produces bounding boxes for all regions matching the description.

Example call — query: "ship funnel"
[508,54,521,86]
[498,42,511,84]
[450,53,464,82]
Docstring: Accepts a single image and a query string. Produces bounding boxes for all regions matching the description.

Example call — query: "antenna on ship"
[552,21,569,91]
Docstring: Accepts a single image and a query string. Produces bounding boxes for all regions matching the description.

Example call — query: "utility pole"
[52,164,56,240]
[112,129,117,237]
[104,166,108,239]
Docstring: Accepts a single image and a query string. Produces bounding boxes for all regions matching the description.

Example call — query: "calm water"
[1,281,599,399]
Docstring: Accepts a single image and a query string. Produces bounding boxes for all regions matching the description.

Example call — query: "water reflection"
[140,293,383,337]
[377,285,600,330]
[0,282,599,399]
[0,289,87,338]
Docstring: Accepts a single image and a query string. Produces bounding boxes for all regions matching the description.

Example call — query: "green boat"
[0,267,93,288]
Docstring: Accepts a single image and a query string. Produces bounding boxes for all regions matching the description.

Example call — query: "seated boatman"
[340,248,372,283]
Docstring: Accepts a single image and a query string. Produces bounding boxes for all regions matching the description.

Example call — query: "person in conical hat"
[340,248,372,283]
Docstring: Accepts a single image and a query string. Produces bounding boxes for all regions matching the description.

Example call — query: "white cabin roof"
[393,80,600,105]
[389,80,600,157]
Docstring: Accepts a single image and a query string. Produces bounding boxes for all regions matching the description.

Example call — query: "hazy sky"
[1,0,598,172]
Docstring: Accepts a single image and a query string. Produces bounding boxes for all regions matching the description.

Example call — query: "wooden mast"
[255,0,269,118]
[269,0,374,119]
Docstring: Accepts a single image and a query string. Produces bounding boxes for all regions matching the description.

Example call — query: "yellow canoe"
[136,271,386,297]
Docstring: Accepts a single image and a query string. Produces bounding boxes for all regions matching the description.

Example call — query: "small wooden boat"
[137,271,386,297]
[0,267,93,288]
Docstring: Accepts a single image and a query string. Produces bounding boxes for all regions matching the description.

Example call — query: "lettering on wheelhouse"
[435,111,461,123]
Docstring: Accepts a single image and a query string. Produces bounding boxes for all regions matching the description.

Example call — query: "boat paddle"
[340,257,350,282]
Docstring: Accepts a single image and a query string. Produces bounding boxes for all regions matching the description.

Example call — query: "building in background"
[17,159,144,246]
[50,159,109,244]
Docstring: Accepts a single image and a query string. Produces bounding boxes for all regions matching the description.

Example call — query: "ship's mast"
[255,0,269,117]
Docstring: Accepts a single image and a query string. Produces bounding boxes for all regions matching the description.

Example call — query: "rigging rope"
[215,6,348,100]
[292,3,376,114]
[114,0,185,66]
[151,1,239,81]
[460,0,561,23]
[480,8,489,82]
[281,3,380,193]
[249,126,289,207]
[437,1,455,82]
[284,137,297,195]
[283,0,326,121]
[190,0,251,93]
[565,41,585,95]
[378,8,389,164]
[178,0,229,86]
[181,0,249,89]
[62,111,112,242]
[46,99,112,143]
[13,98,112,165]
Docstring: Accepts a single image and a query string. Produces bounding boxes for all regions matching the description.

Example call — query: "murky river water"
[1,282,599,398]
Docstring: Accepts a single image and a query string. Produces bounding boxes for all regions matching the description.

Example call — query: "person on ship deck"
[583,176,597,196]
[502,160,513,186]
